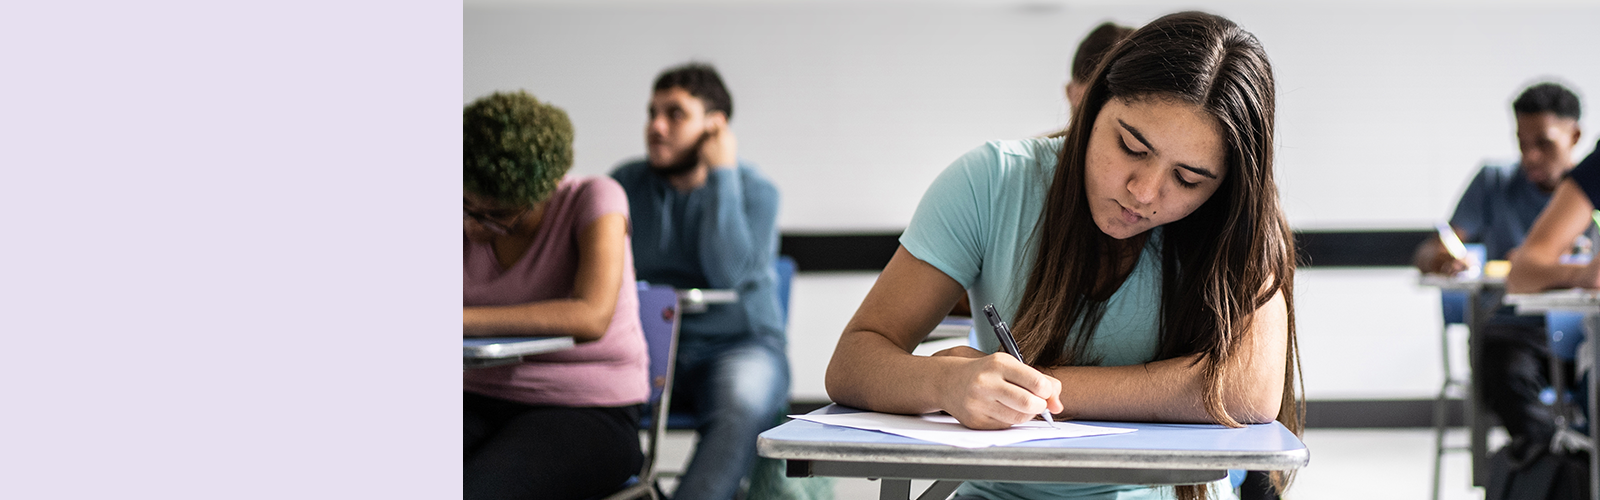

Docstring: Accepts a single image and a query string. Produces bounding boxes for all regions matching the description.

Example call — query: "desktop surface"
[760,404,1308,472]
[463,336,575,359]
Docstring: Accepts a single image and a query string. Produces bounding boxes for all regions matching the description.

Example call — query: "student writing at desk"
[1413,82,1584,462]
[461,92,649,500]
[826,12,1300,500]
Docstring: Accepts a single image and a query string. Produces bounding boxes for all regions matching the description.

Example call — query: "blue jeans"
[671,335,791,500]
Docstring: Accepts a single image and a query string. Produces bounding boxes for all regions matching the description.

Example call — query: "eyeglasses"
[464,201,529,236]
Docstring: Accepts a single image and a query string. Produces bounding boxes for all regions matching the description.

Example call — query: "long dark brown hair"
[1011,11,1301,499]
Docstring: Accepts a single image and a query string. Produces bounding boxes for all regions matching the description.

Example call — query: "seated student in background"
[826,12,1299,500]
[1064,21,1135,116]
[461,91,648,500]
[1414,82,1584,275]
[1509,140,1600,291]
[610,62,787,500]
[1414,82,1583,461]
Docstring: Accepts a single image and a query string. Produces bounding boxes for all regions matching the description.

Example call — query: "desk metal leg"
[880,479,911,500]
[1467,373,1489,487]
[1590,315,1599,500]
[876,479,961,500]
[917,481,961,500]
[1466,291,1490,487]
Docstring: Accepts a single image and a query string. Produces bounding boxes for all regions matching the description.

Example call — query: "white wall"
[466,1,1600,401]
[466,1,1600,231]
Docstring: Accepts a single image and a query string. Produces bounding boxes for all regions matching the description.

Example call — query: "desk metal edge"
[757,435,1308,471]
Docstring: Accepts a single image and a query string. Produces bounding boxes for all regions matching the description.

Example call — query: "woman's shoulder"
[552,174,628,213]
[558,174,625,196]
[952,136,1064,180]
[992,136,1065,161]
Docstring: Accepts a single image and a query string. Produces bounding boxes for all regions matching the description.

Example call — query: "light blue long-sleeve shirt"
[611,159,785,350]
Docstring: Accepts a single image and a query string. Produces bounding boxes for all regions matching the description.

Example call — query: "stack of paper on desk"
[790,411,1135,448]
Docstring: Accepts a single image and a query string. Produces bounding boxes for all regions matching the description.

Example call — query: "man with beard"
[610,62,787,500]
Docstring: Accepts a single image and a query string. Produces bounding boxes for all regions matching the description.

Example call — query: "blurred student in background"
[1415,82,1584,461]
[611,62,786,500]
[462,91,648,500]
[1065,22,1135,115]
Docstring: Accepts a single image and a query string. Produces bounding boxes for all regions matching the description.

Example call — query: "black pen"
[981,304,1057,428]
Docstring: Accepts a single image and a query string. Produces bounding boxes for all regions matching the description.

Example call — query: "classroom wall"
[465,0,1600,401]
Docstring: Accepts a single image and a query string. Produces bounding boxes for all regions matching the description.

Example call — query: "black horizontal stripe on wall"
[779,229,1436,272]
[779,233,903,272]
[1292,229,1434,268]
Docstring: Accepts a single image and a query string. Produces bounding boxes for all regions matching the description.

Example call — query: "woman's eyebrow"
[1117,118,1157,154]
[1178,163,1218,179]
[1118,118,1219,179]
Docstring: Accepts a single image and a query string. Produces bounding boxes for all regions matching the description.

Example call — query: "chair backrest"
[636,281,680,478]
[1440,290,1469,326]
[1547,311,1586,361]
[776,255,796,325]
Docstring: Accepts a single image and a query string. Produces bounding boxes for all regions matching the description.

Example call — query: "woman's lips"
[1120,204,1144,225]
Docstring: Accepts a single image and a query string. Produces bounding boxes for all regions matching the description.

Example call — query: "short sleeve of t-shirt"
[1569,141,1600,205]
[568,176,631,233]
[900,143,1000,289]
[1449,167,1498,241]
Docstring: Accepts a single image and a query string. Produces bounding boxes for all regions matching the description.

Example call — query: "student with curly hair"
[827,12,1300,500]
[462,91,648,500]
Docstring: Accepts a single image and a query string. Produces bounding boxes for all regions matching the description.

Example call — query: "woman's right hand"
[933,350,1065,429]
[827,247,1065,428]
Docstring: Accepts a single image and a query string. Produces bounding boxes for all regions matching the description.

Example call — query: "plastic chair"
[600,282,681,500]
[776,255,796,326]
[647,256,799,481]
[1431,289,1472,500]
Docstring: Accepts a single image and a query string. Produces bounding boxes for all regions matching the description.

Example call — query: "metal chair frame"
[602,282,682,500]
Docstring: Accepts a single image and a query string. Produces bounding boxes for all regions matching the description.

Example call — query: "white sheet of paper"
[790,411,1135,448]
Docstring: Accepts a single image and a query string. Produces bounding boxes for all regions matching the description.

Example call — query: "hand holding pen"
[982,304,1060,428]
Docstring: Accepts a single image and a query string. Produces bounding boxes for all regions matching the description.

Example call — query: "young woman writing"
[826,12,1301,500]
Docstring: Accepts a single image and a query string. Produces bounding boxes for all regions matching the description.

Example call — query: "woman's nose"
[1127,170,1159,205]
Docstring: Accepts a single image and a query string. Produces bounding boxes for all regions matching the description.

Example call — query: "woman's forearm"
[462,214,628,341]
[1046,354,1280,424]
[1506,260,1583,294]
[463,299,614,341]
[1047,290,1289,425]
[825,329,965,415]
[1508,181,1600,293]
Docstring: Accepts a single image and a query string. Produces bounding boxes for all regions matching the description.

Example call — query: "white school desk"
[462,336,575,369]
[1504,289,1600,500]
[927,316,975,341]
[758,404,1308,500]
[1417,273,1504,487]
[677,288,738,313]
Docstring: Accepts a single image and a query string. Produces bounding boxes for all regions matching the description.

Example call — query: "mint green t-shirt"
[898,137,1234,500]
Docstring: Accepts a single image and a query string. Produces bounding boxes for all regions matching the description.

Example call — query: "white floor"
[654,427,1505,500]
